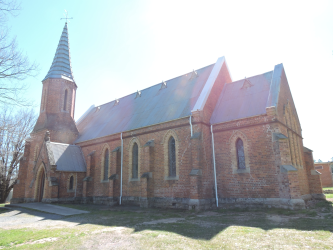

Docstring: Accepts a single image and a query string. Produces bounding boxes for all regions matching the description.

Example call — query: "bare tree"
[0,0,38,106]
[0,107,36,203]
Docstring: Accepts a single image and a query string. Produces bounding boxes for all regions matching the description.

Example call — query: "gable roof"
[210,70,273,124]
[43,23,75,82]
[46,142,86,172]
[75,64,216,143]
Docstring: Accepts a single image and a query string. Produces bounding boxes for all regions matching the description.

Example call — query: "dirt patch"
[81,231,138,250]
[16,237,58,247]
[196,211,219,217]
[141,218,185,225]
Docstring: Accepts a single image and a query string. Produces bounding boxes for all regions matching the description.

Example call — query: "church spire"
[43,22,74,82]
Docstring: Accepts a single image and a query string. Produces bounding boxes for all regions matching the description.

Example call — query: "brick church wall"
[315,163,333,188]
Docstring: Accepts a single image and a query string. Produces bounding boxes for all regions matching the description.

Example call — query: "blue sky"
[7,0,333,161]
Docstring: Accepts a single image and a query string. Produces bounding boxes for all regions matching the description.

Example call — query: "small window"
[104,149,109,180]
[63,89,68,111]
[236,138,246,169]
[168,137,176,177]
[42,89,47,110]
[132,143,138,179]
[315,166,323,170]
[69,176,74,190]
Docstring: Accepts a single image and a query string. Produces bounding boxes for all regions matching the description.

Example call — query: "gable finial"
[60,9,73,23]
[190,69,198,80]
[160,80,167,89]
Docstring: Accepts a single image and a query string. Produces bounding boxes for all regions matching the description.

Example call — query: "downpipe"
[211,125,218,207]
[120,132,123,205]
[189,115,193,137]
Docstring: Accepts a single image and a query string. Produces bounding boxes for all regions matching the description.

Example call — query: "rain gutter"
[210,124,218,207]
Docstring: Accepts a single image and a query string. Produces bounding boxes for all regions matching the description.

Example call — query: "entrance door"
[38,168,45,202]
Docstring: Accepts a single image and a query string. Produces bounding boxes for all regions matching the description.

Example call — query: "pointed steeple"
[43,23,74,82]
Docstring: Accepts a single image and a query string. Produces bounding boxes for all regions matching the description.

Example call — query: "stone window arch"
[100,144,111,182]
[229,130,250,174]
[162,129,180,180]
[128,137,141,181]
[67,174,76,192]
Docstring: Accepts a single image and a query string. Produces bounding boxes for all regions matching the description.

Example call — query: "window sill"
[233,168,250,174]
[101,180,109,183]
[130,178,140,182]
[67,189,75,193]
[165,175,179,181]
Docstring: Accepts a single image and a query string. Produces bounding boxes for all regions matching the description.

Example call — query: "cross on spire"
[60,9,73,23]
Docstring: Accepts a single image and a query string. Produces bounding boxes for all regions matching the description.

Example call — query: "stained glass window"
[69,176,74,190]
[169,137,176,177]
[132,143,138,179]
[236,138,246,169]
[104,149,109,180]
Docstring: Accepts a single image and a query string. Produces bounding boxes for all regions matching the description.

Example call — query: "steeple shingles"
[43,23,74,82]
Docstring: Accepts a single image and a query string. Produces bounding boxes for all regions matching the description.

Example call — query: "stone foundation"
[12,195,331,211]
[217,198,306,210]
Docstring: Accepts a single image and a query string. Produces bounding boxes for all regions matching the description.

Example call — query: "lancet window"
[168,137,176,177]
[236,138,246,169]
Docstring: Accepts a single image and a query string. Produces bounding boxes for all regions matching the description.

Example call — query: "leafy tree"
[0,107,36,203]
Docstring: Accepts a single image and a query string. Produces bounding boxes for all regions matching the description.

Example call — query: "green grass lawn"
[1,202,333,249]
[323,187,333,190]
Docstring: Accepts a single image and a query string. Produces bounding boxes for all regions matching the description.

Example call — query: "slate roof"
[75,64,215,143]
[46,142,86,172]
[43,23,75,82]
[210,71,274,124]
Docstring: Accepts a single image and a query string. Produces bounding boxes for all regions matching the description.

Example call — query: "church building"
[12,23,325,210]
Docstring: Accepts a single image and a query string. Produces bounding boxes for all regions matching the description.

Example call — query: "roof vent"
[135,90,141,98]
[114,99,119,106]
[190,70,198,79]
[160,81,167,89]
[95,106,101,112]
[241,78,253,89]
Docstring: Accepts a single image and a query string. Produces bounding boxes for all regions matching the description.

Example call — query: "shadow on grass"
[1,200,333,241]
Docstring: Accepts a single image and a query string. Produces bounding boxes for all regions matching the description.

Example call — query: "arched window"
[63,89,68,111]
[168,136,176,177]
[69,176,74,190]
[104,149,109,180]
[132,143,138,179]
[236,138,246,169]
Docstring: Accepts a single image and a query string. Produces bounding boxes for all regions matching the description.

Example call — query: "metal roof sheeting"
[75,64,215,143]
[47,142,86,172]
[43,23,75,82]
[210,71,273,124]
